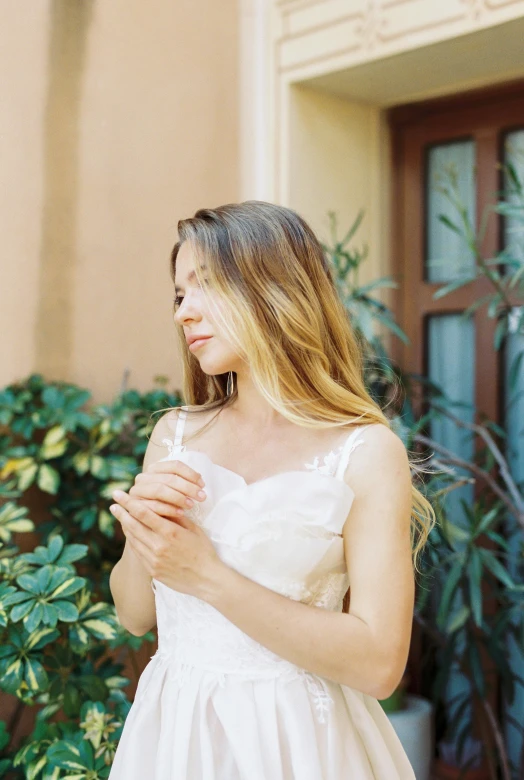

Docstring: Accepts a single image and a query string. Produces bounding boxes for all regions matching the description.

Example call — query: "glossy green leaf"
[23,657,48,691]
[82,619,117,640]
[10,599,34,623]
[3,657,24,693]
[54,600,79,622]
[24,602,44,633]
[16,572,41,595]
[37,564,53,593]
[436,559,464,630]
[48,535,64,562]
[37,464,60,495]
[447,605,470,634]
[468,549,483,627]
[41,602,58,628]
[49,574,85,600]
[57,543,88,565]
[479,548,516,589]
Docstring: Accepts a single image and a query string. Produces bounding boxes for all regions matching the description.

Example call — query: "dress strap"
[334,425,370,481]
[173,406,188,449]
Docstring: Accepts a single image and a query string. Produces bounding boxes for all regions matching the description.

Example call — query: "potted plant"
[409,151,524,779]
[380,671,434,780]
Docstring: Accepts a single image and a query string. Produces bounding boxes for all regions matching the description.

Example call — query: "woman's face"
[173,241,242,375]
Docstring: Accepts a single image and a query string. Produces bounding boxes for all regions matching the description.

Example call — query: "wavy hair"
[161,200,435,575]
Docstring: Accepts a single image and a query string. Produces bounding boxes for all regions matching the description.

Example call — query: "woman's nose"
[175,299,201,325]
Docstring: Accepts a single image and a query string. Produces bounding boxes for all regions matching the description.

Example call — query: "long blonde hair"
[163,200,435,573]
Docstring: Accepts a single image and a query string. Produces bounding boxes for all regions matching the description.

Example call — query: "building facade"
[240,0,524,772]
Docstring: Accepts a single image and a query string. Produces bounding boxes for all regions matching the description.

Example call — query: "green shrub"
[0,374,181,778]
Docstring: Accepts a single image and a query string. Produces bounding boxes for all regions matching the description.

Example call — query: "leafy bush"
[0,374,181,778]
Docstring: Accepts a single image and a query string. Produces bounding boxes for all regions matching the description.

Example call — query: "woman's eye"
[173,281,209,310]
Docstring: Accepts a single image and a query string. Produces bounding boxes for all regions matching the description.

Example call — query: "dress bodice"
[149,408,371,723]
[159,408,369,607]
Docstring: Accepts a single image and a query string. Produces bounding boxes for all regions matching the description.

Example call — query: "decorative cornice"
[275,0,524,75]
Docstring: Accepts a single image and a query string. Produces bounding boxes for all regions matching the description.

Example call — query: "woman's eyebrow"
[174,266,208,294]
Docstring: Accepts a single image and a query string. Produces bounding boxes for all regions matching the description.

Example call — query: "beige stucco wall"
[1,5,49,393]
[1,0,239,401]
[287,85,389,284]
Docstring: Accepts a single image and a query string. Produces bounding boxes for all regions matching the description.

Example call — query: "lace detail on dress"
[162,430,365,483]
[302,673,334,724]
[304,427,369,479]
[278,571,349,611]
[152,580,303,678]
[162,437,186,459]
[304,444,344,476]
[146,580,335,725]
[162,435,345,479]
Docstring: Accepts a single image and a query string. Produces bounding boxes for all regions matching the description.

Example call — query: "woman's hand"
[109,489,226,601]
[127,458,208,521]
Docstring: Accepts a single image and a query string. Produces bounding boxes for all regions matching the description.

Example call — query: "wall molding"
[274,0,524,77]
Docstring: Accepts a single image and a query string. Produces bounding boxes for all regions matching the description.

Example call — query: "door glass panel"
[503,129,524,266]
[502,125,524,764]
[503,325,524,766]
[427,313,481,767]
[428,313,476,521]
[425,140,476,283]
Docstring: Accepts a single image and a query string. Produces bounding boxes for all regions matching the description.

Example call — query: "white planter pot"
[387,694,434,780]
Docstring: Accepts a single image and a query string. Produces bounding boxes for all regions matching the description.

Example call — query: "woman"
[108,201,435,779]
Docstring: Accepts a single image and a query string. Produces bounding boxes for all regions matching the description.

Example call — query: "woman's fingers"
[145,458,205,488]
[132,470,207,508]
[136,497,187,521]
[111,491,173,536]
[129,478,203,510]
[111,503,157,554]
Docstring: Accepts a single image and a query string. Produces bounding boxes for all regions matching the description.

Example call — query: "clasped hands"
[109,458,225,601]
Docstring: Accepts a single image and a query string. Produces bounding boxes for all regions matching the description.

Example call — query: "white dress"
[109,409,415,780]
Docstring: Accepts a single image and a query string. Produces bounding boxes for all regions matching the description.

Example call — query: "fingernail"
[198,478,205,488]
[185,498,194,507]
[197,490,206,500]
[112,490,125,500]
[109,504,117,513]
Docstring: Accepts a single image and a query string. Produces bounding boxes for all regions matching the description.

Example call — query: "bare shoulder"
[344,422,411,494]
[150,404,218,446]
[150,406,183,438]
[141,408,180,471]
[341,422,413,546]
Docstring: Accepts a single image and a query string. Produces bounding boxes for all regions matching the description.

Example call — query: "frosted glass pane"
[428,314,476,517]
[503,130,524,264]
[427,314,480,767]
[426,140,476,283]
[503,326,524,766]
[502,132,524,769]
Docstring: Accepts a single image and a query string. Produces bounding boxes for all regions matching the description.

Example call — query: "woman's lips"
[188,336,212,352]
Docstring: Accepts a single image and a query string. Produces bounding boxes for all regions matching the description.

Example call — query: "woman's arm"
[202,425,415,700]
[109,412,177,636]
[109,539,157,636]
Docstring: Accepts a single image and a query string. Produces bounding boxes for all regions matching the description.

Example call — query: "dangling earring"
[226,371,234,396]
